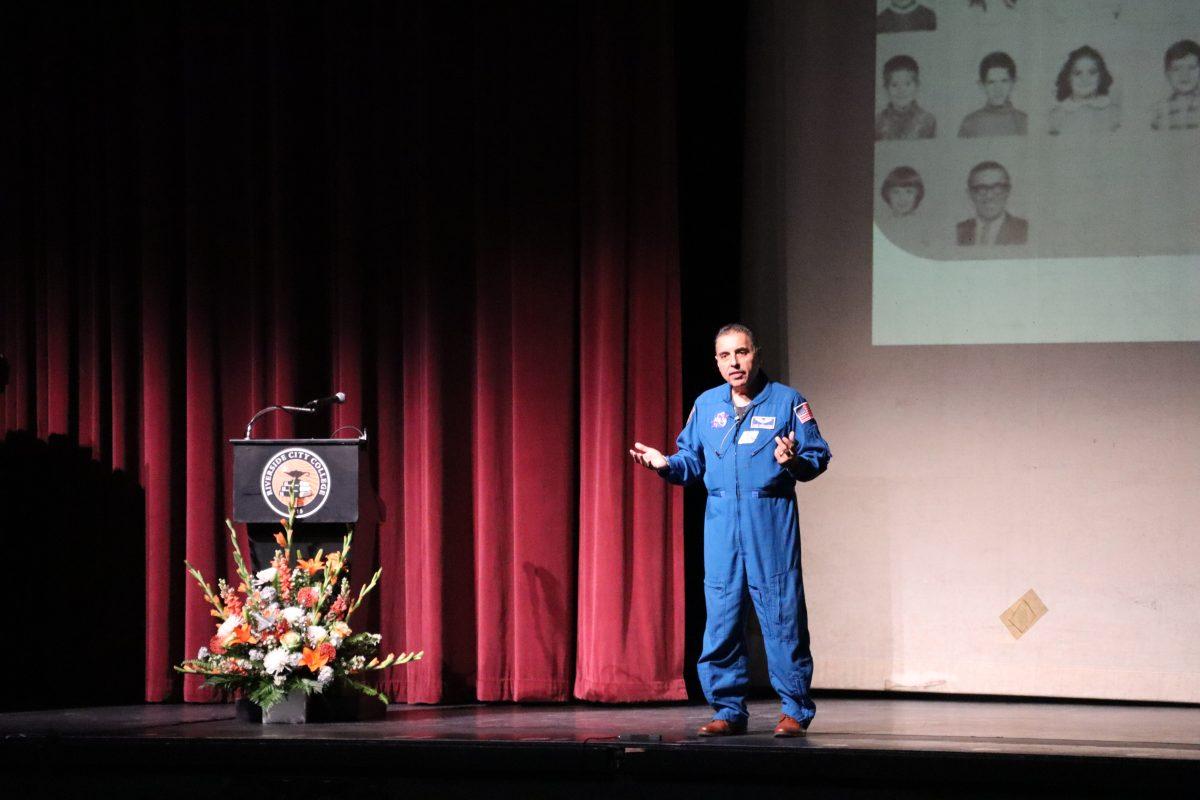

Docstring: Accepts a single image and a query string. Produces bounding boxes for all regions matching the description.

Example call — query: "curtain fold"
[575,0,687,702]
[0,0,685,706]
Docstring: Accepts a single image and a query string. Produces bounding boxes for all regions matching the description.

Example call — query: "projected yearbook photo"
[872,0,1200,345]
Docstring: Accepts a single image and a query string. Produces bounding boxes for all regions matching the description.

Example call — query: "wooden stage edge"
[3,696,1197,798]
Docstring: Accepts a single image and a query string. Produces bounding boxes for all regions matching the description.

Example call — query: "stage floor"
[3,696,1198,797]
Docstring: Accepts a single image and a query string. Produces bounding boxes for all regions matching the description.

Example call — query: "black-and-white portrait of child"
[877,0,938,34]
[881,166,925,217]
[1049,45,1120,135]
[876,55,937,140]
[1151,39,1200,131]
[959,52,1028,137]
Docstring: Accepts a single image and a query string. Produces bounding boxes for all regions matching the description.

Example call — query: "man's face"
[982,67,1014,107]
[886,70,918,107]
[1167,53,1200,95]
[715,331,758,390]
[968,167,1011,221]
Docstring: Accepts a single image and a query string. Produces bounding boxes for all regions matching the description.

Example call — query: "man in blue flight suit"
[630,323,831,737]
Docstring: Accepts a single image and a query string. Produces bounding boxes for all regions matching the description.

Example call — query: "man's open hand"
[774,431,797,466]
[629,442,669,470]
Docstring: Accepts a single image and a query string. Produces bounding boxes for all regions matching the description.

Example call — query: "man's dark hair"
[979,51,1017,82]
[883,55,920,85]
[881,166,925,208]
[1164,39,1200,71]
[967,160,1011,188]
[714,323,757,351]
[1055,45,1114,102]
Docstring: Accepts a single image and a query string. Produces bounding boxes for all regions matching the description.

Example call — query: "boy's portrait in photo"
[956,161,1028,246]
[877,0,938,34]
[958,52,1028,137]
[1048,45,1120,135]
[1151,39,1200,131]
[876,55,937,140]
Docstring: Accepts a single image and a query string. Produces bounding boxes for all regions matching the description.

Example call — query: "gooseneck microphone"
[303,391,347,409]
[244,391,347,438]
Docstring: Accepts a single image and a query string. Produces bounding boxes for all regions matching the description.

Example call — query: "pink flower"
[296,587,319,608]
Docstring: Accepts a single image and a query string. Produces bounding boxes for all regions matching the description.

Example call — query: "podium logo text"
[261,448,332,519]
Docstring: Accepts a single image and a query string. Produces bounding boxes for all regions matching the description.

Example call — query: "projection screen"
[873,0,1200,345]
[743,0,1200,702]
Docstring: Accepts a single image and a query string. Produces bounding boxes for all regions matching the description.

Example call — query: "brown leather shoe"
[697,718,747,737]
[773,714,806,737]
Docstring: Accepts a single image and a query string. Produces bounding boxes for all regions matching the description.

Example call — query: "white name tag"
[750,415,776,430]
[737,429,760,445]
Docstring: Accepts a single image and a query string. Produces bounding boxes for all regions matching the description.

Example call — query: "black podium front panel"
[231,439,363,523]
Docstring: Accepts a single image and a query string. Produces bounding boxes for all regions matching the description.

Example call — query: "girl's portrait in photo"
[1048,45,1120,135]
[881,166,925,217]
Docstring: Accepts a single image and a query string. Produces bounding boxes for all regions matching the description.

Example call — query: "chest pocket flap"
[749,415,789,456]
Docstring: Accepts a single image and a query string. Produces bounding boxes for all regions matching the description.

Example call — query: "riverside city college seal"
[260,448,332,518]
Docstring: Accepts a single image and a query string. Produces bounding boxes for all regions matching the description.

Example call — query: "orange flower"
[274,532,287,547]
[300,646,331,673]
[297,553,325,576]
[325,552,342,575]
[231,624,256,645]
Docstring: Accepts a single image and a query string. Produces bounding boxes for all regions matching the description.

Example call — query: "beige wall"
[744,0,1200,702]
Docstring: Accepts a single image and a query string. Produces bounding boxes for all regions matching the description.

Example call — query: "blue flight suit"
[661,377,830,727]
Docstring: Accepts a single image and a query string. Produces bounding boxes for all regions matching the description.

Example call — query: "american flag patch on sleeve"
[795,402,813,424]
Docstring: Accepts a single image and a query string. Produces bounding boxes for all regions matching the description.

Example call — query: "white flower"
[305,625,328,646]
[259,587,276,603]
[197,646,210,659]
[263,648,290,675]
[274,675,286,686]
[255,567,277,584]
[280,631,302,649]
[248,649,264,662]
[317,666,334,686]
[216,614,243,638]
[288,652,303,667]
[281,607,305,625]
[329,633,343,647]
[252,613,273,632]
[349,655,366,671]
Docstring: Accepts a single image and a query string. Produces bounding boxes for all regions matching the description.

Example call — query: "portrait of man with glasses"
[956,160,1028,246]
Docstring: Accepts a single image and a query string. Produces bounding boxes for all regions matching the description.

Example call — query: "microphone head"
[334,391,346,403]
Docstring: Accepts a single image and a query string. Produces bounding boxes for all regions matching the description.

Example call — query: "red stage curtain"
[0,1,685,704]
[575,0,687,701]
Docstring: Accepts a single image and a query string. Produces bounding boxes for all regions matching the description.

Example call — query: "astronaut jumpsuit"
[661,378,831,727]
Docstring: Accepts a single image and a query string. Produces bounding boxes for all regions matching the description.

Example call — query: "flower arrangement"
[176,497,421,711]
